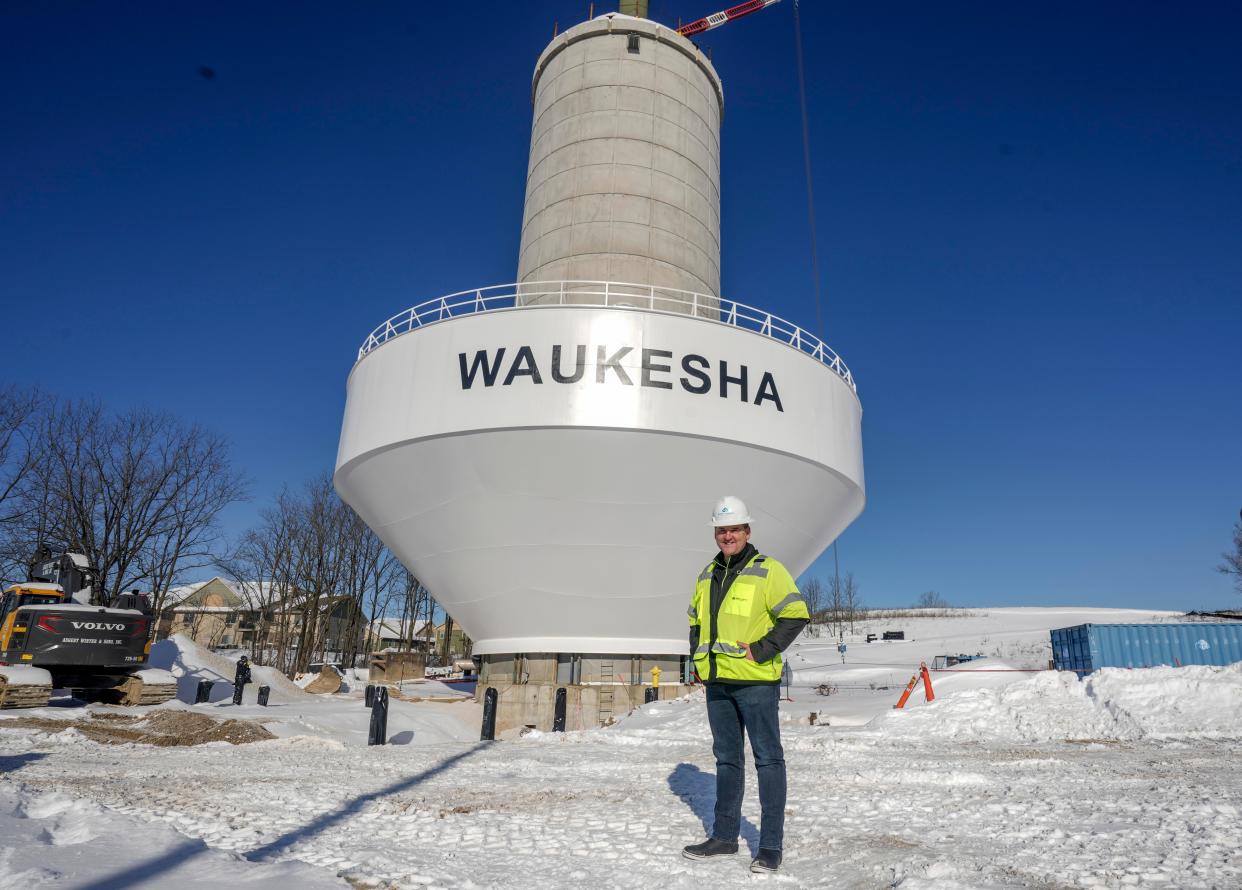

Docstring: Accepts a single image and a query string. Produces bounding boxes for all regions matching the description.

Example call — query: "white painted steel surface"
[518,16,723,299]
[335,301,864,656]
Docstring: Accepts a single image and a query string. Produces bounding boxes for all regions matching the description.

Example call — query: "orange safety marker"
[893,662,934,709]
[893,671,919,709]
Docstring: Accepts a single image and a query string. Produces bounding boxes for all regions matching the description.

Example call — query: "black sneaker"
[750,848,782,873]
[682,837,739,860]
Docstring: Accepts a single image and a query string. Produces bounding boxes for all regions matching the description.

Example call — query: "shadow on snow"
[668,761,760,855]
[68,743,488,890]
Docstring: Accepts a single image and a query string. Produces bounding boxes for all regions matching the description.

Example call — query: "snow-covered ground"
[1,610,1239,889]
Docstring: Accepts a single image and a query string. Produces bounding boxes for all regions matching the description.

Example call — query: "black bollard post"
[365,684,375,708]
[553,687,567,732]
[644,686,658,704]
[368,686,389,746]
[480,687,498,741]
[257,685,270,707]
[195,679,213,704]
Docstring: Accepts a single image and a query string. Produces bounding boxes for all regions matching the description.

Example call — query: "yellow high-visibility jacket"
[688,550,808,683]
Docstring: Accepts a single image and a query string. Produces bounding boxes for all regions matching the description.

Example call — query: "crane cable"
[793,1,844,588]
[792,0,823,340]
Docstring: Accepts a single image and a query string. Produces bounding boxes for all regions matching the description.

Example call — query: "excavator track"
[68,669,179,706]
[0,673,53,709]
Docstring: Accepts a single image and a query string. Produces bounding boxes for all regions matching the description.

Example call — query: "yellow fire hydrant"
[651,665,661,689]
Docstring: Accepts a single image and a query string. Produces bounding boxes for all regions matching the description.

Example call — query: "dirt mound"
[3,710,275,746]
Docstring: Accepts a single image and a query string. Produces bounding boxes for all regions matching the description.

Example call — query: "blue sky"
[3,2,1239,610]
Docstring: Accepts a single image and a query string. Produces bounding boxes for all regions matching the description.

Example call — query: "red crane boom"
[677,0,782,37]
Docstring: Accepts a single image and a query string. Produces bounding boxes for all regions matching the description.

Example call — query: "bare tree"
[392,570,429,654]
[441,611,455,663]
[842,572,863,633]
[225,475,404,673]
[361,551,399,655]
[223,488,302,670]
[801,577,825,622]
[826,573,846,637]
[140,432,248,619]
[0,386,41,520]
[916,590,949,609]
[1219,519,1242,595]
[394,571,416,652]
[336,504,391,668]
[287,475,349,672]
[11,400,245,607]
[0,386,45,583]
[185,609,228,649]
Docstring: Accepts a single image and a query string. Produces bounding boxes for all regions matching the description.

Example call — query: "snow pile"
[0,666,52,685]
[1085,663,1242,740]
[340,667,368,690]
[876,671,1138,743]
[148,635,306,704]
[875,663,1242,743]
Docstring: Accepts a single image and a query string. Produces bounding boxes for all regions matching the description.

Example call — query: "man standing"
[682,496,810,874]
[232,655,252,706]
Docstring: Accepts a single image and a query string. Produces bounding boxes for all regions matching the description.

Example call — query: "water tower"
[335,7,864,733]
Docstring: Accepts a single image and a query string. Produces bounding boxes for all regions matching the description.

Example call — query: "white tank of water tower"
[335,9,864,731]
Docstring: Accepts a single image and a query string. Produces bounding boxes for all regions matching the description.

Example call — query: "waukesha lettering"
[458,345,784,412]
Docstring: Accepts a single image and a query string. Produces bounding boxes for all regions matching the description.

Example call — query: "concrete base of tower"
[476,652,693,734]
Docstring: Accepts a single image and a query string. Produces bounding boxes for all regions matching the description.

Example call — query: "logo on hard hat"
[712,496,752,526]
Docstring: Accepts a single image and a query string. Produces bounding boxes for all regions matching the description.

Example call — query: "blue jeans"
[706,682,786,851]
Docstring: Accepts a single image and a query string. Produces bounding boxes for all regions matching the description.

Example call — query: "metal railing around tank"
[356,280,856,393]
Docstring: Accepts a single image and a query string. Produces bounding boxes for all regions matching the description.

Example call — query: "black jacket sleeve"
[690,626,698,660]
[748,617,809,664]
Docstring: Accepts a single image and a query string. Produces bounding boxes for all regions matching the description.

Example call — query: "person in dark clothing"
[232,655,252,706]
[682,496,810,874]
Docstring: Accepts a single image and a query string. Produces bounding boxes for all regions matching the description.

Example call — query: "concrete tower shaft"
[517,16,723,304]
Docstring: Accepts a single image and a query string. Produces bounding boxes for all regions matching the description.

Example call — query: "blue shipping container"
[1050,623,1242,675]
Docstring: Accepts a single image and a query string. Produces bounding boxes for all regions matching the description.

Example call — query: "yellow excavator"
[0,570,177,708]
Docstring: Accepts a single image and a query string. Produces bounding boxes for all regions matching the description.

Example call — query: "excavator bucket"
[115,669,178,706]
[305,667,343,695]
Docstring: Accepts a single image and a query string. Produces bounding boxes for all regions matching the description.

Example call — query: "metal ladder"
[598,659,615,725]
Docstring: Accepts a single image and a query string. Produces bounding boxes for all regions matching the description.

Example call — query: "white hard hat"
[711,495,752,527]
